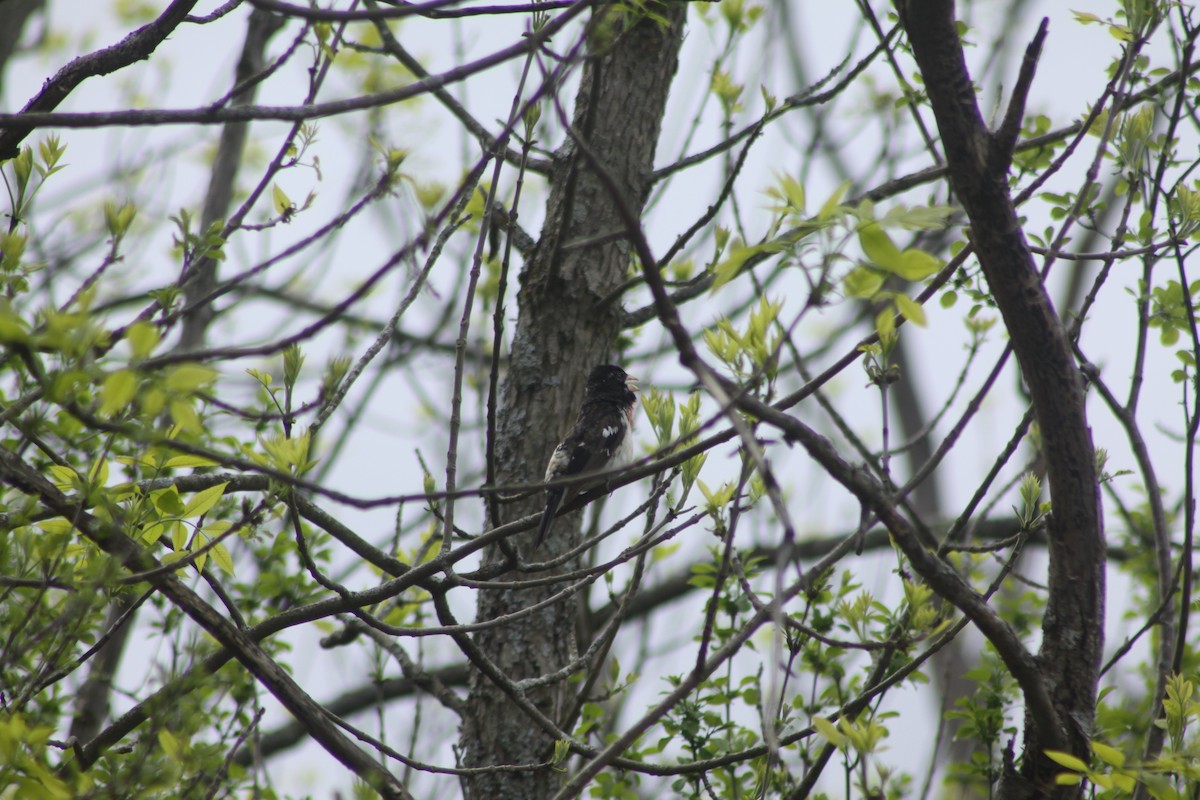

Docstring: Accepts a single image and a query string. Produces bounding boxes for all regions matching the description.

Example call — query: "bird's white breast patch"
[611,420,633,469]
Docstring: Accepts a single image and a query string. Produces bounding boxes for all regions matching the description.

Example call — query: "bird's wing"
[549,406,628,482]
[537,405,630,548]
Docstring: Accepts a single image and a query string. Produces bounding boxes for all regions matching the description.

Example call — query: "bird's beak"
[626,375,639,393]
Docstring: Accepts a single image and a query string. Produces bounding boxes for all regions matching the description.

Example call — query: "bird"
[535,364,639,549]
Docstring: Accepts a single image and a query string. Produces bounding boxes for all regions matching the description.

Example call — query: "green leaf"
[859,222,901,269]
[192,532,209,572]
[1044,750,1089,772]
[813,717,846,747]
[203,520,233,537]
[12,146,32,192]
[210,542,235,575]
[1,232,27,273]
[710,240,783,292]
[760,84,777,113]
[696,480,734,515]
[37,134,66,173]
[151,485,185,516]
[127,322,160,360]
[21,771,70,800]
[39,518,75,536]
[844,267,885,299]
[1144,774,1183,800]
[165,364,217,392]
[100,369,138,417]
[0,308,30,343]
[162,455,219,468]
[651,542,680,562]
[776,173,804,210]
[48,465,78,491]
[143,386,166,417]
[875,308,896,343]
[103,200,136,239]
[713,226,730,253]
[894,294,926,327]
[891,248,941,281]
[158,729,181,760]
[882,203,954,230]
[272,183,293,215]
[170,521,189,551]
[284,344,304,387]
[258,430,316,474]
[183,482,229,518]
[1109,23,1133,42]
[818,180,851,222]
[87,458,109,487]
[552,739,571,766]
[1090,740,1125,768]
[170,399,201,433]
[1112,772,1136,792]
[141,520,167,544]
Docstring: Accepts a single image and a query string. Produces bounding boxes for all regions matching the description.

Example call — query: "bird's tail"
[535,488,562,549]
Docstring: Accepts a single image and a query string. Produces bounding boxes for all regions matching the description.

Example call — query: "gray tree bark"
[458,7,686,799]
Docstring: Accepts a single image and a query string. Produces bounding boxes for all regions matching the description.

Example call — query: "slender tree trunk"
[180,8,285,350]
[898,4,1105,796]
[68,9,283,748]
[0,0,42,81]
[458,8,686,799]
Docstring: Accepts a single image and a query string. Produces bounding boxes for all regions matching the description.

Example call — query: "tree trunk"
[897,3,1105,795]
[67,9,283,750]
[458,7,686,799]
[0,0,43,80]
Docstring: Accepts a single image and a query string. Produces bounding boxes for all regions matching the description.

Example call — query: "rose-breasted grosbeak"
[535,364,639,548]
